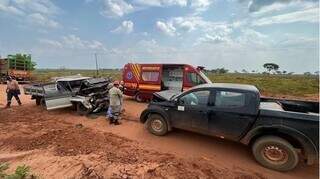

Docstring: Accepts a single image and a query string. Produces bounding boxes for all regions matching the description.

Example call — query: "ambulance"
[122,63,212,102]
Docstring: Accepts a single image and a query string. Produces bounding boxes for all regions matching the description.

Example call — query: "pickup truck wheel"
[36,98,41,105]
[40,98,46,108]
[252,136,299,172]
[76,103,91,116]
[146,114,168,136]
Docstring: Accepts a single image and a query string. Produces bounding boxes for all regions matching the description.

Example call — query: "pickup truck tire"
[146,114,168,136]
[40,98,46,108]
[36,98,41,105]
[76,103,91,116]
[252,136,299,172]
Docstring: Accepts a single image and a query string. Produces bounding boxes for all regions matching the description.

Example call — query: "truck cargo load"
[0,54,36,83]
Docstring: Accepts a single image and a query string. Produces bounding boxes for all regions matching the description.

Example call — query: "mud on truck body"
[24,76,111,115]
[140,83,319,172]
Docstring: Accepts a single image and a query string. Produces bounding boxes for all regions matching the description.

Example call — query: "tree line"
[208,63,319,75]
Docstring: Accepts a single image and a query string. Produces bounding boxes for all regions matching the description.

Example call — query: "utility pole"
[94,53,99,76]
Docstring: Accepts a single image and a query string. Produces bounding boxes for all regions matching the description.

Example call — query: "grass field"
[32,69,319,100]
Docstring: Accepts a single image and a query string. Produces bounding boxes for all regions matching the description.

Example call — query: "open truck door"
[43,82,73,110]
[134,64,162,101]
[183,65,211,91]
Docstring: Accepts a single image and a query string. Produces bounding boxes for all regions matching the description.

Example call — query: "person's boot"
[17,99,22,106]
[109,117,114,124]
[114,120,121,125]
[4,102,11,108]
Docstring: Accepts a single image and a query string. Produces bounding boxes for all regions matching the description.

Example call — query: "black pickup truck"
[140,83,319,171]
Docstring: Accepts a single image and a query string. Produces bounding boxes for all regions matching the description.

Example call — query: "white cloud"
[156,21,177,36]
[248,0,318,12]
[250,0,318,16]
[164,16,233,37]
[101,0,134,18]
[62,35,87,49]
[252,7,319,26]
[275,34,318,49]
[0,1,25,16]
[88,40,105,49]
[134,0,187,7]
[0,0,60,28]
[27,13,60,28]
[13,0,60,15]
[190,0,212,13]
[235,29,270,46]
[196,34,228,45]
[39,39,63,48]
[172,16,202,32]
[39,35,108,52]
[111,20,134,34]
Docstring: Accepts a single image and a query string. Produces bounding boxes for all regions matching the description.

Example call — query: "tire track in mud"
[0,105,266,179]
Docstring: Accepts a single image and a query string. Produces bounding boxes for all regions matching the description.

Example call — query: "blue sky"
[0,0,319,73]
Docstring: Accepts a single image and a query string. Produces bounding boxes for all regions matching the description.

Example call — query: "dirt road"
[0,85,318,179]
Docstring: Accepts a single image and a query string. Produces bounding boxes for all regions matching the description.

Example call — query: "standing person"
[119,81,125,92]
[108,81,123,125]
[5,76,22,108]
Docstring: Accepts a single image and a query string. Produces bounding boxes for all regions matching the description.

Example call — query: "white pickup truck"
[24,76,111,114]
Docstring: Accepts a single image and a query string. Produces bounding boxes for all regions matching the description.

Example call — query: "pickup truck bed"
[24,83,46,97]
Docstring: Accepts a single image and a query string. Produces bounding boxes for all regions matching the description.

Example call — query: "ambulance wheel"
[135,93,144,102]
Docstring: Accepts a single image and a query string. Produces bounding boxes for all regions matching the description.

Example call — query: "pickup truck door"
[44,82,73,110]
[208,90,256,140]
[170,89,211,131]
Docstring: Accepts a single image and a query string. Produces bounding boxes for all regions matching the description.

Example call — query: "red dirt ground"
[0,84,318,179]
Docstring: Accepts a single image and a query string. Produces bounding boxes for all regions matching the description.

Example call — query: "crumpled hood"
[153,90,180,101]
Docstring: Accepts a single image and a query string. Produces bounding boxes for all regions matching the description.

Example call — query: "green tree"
[263,63,279,74]
[241,69,248,73]
[304,72,312,76]
[210,68,229,74]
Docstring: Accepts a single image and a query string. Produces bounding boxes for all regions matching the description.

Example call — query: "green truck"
[0,54,36,83]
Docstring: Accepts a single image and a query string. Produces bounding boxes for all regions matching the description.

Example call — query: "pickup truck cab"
[140,83,319,171]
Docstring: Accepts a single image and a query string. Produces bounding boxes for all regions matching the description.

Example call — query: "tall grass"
[208,73,319,98]
[31,69,319,99]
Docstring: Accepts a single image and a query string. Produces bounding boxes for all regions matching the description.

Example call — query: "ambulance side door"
[139,64,162,92]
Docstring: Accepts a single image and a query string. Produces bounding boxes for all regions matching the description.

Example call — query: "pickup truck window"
[179,90,210,106]
[69,80,83,90]
[215,91,245,107]
[57,81,71,91]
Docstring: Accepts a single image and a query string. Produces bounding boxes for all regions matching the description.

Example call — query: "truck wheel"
[76,103,91,116]
[252,136,299,172]
[36,98,41,105]
[135,93,144,102]
[40,98,46,108]
[145,114,168,136]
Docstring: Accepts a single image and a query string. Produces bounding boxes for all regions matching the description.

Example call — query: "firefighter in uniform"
[5,76,22,108]
[107,81,123,125]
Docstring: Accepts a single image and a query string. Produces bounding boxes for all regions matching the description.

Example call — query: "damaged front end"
[72,78,111,115]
